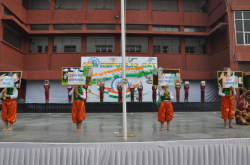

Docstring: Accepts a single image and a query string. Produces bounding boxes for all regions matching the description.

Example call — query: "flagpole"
[121,0,127,140]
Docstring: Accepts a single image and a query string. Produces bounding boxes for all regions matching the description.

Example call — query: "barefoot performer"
[235,89,250,125]
[0,88,18,131]
[69,85,86,132]
[157,85,174,131]
[219,86,236,129]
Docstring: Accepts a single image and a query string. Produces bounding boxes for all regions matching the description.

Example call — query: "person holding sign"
[235,89,250,125]
[218,86,236,129]
[69,85,86,132]
[44,80,50,103]
[0,88,18,131]
[201,81,205,102]
[175,86,181,102]
[100,81,104,102]
[138,81,143,102]
[152,86,157,102]
[184,82,189,102]
[118,83,122,102]
[157,85,174,131]
[130,83,135,102]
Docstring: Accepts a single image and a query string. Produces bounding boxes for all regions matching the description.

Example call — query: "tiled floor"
[0,112,249,143]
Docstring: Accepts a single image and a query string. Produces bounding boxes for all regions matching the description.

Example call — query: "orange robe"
[71,100,86,123]
[70,87,86,123]
[2,99,17,123]
[221,96,235,119]
[158,101,173,122]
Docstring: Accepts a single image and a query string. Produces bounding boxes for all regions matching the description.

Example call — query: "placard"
[185,81,190,87]
[62,67,92,86]
[0,71,22,88]
[201,81,206,86]
[217,71,243,88]
[152,68,181,87]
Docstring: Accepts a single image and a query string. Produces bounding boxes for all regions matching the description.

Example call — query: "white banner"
[81,57,157,102]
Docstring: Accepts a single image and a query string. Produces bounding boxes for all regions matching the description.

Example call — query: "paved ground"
[0,112,249,143]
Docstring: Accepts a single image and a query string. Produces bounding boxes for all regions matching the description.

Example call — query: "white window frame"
[234,11,250,45]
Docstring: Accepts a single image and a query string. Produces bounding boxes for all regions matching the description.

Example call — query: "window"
[87,37,115,52]
[55,0,83,10]
[88,0,115,9]
[25,0,50,10]
[153,46,161,52]
[126,46,141,52]
[96,45,113,52]
[234,11,250,45]
[152,0,178,11]
[30,25,49,30]
[125,25,148,30]
[186,47,195,53]
[183,0,207,13]
[54,25,82,30]
[153,37,180,53]
[125,37,148,52]
[64,45,76,52]
[53,37,81,52]
[29,37,48,53]
[126,0,147,10]
[3,24,22,50]
[53,46,57,52]
[184,27,206,32]
[185,38,206,54]
[153,26,179,31]
[87,25,116,30]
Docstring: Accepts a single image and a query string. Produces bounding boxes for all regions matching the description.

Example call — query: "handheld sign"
[217,69,243,88]
[62,67,92,86]
[152,68,181,87]
[201,81,206,87]
[0,71,22,88]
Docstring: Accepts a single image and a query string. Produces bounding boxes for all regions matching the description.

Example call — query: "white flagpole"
[121,0,127,140]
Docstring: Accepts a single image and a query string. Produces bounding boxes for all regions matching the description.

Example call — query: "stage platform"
[1,112,250,165]
[0,112,248,143]
[16,102,221,113]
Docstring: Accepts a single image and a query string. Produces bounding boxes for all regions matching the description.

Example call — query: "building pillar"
[115,36,120,56]
[180,37,186,70]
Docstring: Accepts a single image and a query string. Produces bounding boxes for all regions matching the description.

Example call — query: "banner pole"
[121,0,127,141]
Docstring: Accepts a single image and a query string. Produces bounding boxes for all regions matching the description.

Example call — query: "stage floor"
[0,112,249,143]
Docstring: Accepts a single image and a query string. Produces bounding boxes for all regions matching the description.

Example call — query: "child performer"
[100,82,104,102]
[184,84,189,102]
[44,80,50,103]
[118,85,122,102]
[69,85,86,132]
[218,86,236,129]
[175,86,180,102]
[157,86,174,131]
[152,86,157,102]
[201,84,205,102]
[130,83,135,102]
[0,88,18,131]
[138,81,143,102]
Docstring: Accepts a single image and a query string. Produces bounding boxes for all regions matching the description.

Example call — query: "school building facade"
[0,0,249,99]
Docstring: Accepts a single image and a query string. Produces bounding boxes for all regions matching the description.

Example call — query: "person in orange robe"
[0,88,18,131]
[157,86,174,131]
[218,86,236,129]
[69,85,86,132]
[235,89,250,125]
